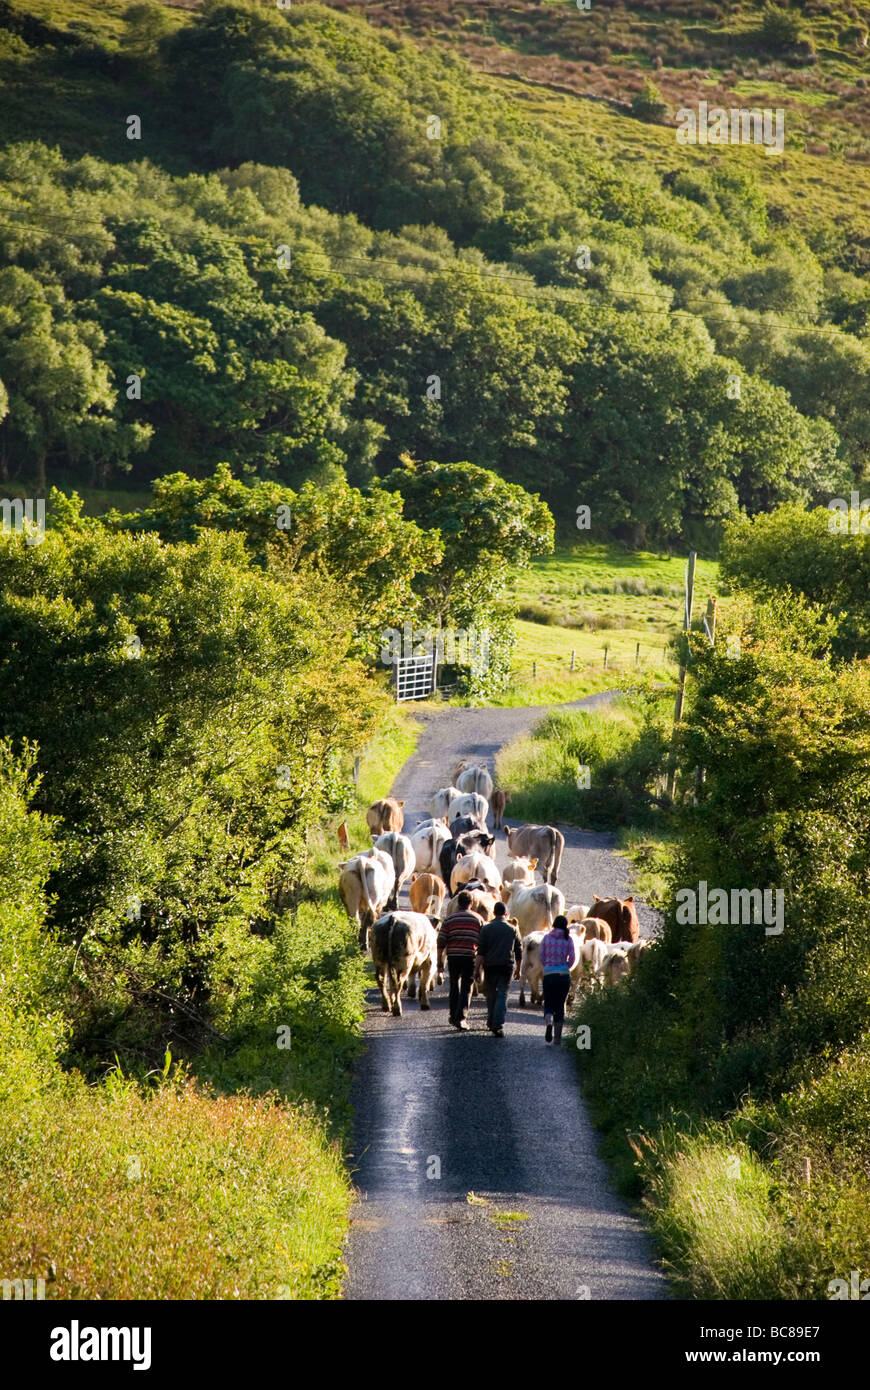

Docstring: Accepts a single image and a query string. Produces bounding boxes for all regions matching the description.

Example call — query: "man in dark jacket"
[474,901,521,1038]
[437,891,482,1030]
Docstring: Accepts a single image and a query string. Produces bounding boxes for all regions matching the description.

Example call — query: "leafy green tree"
[0,502,382,1044]
[759,2,804,50]
[668,591,870,1099]
[384,456,554,694]
[630,78,669,124]
[0,268,144,487]
[110,464,442,657]
[720,503,870,657]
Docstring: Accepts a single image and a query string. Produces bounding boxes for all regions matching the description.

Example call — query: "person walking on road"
[540,915,577,1047]
[438,891,482,1031]
[474,901,521,1037]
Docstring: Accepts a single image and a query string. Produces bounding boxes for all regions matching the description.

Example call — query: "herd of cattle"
[337,760,654,1017]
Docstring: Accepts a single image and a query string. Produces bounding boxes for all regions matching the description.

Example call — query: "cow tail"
[550,828,564,884]
[360,860,378,920]
[386,914,399,1001]
[547,887,559,927]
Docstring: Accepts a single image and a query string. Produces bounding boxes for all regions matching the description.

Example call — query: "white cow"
[578,915,612,943]
[338,848,395,950]
[577,936,617,989]
[374,832,416,910]
[456,764,494,801]
[448,792,489,827]
[409,819,451,874]
[519,926,586,1008]
[501,881,565,939]
[449,850,502,895]
[566,903,592,925]
[431,786,461,822]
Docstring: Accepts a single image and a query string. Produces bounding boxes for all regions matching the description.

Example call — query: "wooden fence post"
[666,551,696,801]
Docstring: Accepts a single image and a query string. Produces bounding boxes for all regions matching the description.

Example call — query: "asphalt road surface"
[343,694,668,1301]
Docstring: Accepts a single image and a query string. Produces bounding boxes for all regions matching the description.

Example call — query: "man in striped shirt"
[437,891,483,1031]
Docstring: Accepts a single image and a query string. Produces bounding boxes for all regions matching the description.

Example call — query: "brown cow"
[490,789,510,830]
[366,797,405,839]
[589,895,640,944]
[409,872,447,918]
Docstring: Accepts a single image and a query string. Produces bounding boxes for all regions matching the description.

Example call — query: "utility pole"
[666,551,696,801]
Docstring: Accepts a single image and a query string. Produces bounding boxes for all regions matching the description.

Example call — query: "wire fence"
[513,641,674,685]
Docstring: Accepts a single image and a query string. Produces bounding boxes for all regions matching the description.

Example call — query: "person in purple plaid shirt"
[539,915,576,1046]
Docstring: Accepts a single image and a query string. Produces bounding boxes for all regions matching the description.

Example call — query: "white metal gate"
[395,655,435,702]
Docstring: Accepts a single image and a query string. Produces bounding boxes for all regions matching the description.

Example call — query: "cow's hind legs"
[376,969,390,1013]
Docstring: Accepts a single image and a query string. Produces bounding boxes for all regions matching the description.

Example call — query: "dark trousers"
[542,972,571,1025]
[483,967,512,1030]
[448,956,475,1023]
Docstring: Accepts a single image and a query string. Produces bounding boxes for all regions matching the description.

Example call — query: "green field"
[504,543,718,701]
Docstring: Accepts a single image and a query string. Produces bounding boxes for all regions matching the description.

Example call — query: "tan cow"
[504,824,564,885]
[519,925,586,1007]
[501,881,566,939]
[370,912,439,1016]
[456,764,494,801]
[502,855,538,890]
[443,887,500,922]
[338,848,395,950]
[450,851,502,895]
[490,789,510,829]
[409,872,447,918]
[577,915,612,943]
[366,797,405,839]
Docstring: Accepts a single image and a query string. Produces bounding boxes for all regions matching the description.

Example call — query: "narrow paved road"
[343,695,668,1300]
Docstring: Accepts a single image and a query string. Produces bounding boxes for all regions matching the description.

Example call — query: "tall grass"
[496,697,670,827]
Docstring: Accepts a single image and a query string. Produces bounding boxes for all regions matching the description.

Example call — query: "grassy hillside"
[326,0,870,242]
[328,0,870,153]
